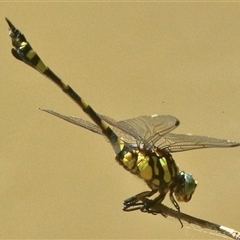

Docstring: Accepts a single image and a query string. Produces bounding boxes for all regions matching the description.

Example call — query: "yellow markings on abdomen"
[24,47,48,73]
[160,157,171,183]
[19,41,28,49]
[137,153,152,180]
[36,59,48,73]
[100,120,109,131]
[26,49,36,60]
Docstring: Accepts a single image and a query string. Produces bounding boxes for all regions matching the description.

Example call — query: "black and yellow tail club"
[6,18,240,220]
[5,17,124,155]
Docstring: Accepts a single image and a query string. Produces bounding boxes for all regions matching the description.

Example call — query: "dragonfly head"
[174,171,197,202]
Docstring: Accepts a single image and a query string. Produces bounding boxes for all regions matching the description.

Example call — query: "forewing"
[156,132,240,153]
[100,114,142,143]
[40,110,180,148]
[39,109,138,144]
[39,109,239,152]
[112,114,180,147]
[39,108,103,135]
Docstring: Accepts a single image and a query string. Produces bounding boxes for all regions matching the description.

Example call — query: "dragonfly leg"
[169,190,180,211]
[139,193,167,216]
[169,190,183,228]
[122,190,157,212]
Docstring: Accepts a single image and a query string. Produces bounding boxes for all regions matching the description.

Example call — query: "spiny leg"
[5,18,125,156]
[123,190,158,211]
[123,190,168,217]
[169,190,183,228]
[140,193,167,216]
[169,190,180,212]
[124,191,170,218]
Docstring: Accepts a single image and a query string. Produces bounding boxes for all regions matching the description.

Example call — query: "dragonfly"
[6,18,240,217]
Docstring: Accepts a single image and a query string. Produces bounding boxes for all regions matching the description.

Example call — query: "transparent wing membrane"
[39,109,240,152]
[112,115,180,149]
[39,108,102,135]
[154,133,240,152]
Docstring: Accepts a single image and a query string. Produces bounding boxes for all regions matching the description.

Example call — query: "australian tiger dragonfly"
[6,18,240,215]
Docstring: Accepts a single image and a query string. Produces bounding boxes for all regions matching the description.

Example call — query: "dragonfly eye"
[174,171,197,202]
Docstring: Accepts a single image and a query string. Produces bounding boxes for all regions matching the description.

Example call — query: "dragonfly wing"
[39,108,103,135]
[99,114,142,143]
[39,109,138,144]
[112,115,180,148]
[156,132,240,153]
[39,109,239,153]
[40,110,181,147]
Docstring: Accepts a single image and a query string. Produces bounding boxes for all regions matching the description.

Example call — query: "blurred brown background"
[1,2,240,239]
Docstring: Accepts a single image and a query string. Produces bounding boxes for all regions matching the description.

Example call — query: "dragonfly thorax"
[116,145,180,190]
[116,145,198,209]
